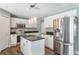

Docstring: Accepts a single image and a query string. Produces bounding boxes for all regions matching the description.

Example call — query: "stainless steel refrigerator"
[53,16,77,55]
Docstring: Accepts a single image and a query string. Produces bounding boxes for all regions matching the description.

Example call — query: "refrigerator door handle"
[63,43,72,46]
[74,51,79,55]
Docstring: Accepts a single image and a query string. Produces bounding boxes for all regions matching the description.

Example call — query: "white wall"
[44,9,77,27]
[45,9,77,19]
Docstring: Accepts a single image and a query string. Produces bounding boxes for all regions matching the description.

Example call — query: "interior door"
[0,15,10,51]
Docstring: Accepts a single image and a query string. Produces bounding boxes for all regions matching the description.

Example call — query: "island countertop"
[21,35,45,41]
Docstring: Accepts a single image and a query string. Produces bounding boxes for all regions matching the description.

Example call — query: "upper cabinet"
[11,18,16,27]
[27,17,37,28]
[11,17,37,28]
[44,16,53,28]
[11,17,28,28]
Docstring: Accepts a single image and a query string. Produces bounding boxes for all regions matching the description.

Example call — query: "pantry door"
[0,15,10,51]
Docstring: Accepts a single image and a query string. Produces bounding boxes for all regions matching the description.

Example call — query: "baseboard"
[0,47,9,52]
[0,45,17,53]
[45,46,53,51]
[21,52,24,55]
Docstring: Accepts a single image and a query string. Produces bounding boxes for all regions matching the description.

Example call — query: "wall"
[44,9,77,35]
[44,9,77,32]
[0,8,10,17]
[45,9,77,20]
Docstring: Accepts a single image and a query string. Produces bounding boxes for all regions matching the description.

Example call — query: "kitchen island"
[20,35,45,55]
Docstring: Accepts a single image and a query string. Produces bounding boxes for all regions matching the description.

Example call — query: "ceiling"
[0,3,79,19]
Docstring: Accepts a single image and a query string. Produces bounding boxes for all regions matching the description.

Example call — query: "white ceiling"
[0,3,79,18]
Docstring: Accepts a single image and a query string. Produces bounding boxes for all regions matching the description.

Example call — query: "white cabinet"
[11,18,16,27]
[11,17,28,27]
[10,34,17,46]
[23,40,31,54]
[27,17,37,28]
[20,37,45,55]
[31,40,45,55]
[20,37,24,54]
[45,35,54,50]
[27,20,37,28]
[20,37,30,54]
[11,17,37,28]
[0,12,10,52]
[44,16,53,28]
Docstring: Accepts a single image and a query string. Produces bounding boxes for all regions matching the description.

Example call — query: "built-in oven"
[16,24,25,43]
[16,24,25,35]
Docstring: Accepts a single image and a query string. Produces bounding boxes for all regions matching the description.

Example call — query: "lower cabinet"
[10,34,17,46]
[23,39,30,54]
[20,37,31,54]
[45,35,54,50]
[31,40,45,55]
[20,37,45,55]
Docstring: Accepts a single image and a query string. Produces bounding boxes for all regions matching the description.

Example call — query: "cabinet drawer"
[10,34,17,45]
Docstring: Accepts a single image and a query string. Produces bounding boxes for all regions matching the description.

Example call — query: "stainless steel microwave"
[17,24,25,28]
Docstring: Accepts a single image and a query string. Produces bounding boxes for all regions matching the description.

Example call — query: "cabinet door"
[20,37,26,54]
[53,18,61,29]
[27,19,37,28]
[20,37,30,55]
[44,17,53,27]
[23,38,31,55]
[11,18,16,27]
[45,35,49,47]
[25,20,29,27]
[11,34,17,46]
[20,37,24,54]
[31,40,45,55]
[11,18,28,28]
[45,35,53,50]
[31,23,37,28]
[48,36,53,49]
[44,18,50,27]
[0,15,10,51]
[23,41,30,55]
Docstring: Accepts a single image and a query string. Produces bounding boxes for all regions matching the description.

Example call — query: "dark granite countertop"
[21,35,45,41]
[10,31,39,35]
[46,32,54,35]
[10,31,16,34]
[24,31,39,33]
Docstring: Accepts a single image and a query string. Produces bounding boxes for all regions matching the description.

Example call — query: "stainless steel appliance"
[16,24,25,43]
[16,24,25,35]
[17,24,25,28]
[53,16,77,55]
